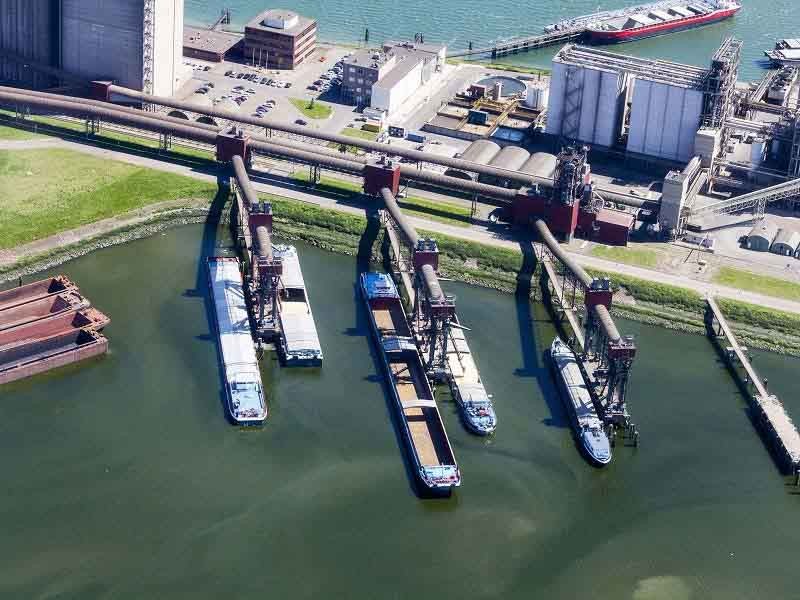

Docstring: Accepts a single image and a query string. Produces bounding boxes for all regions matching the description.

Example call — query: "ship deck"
[208,258,265,419]
[274,246,322,362]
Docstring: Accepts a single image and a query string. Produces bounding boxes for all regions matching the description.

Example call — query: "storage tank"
[627,78,704,162]
[524,81,549,110]
[488,146,530,171]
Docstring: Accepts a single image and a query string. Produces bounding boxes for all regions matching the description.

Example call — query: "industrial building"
[341,41,445,114]
[0,0,184,96]
[183,26,243,63]
[423,75,543,143]
[243,9,317,69]
[546,44,712,163]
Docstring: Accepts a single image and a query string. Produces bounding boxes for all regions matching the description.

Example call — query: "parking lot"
[172,45,360,136]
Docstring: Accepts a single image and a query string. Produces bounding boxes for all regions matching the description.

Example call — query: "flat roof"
[246,9,316,36]
[183,26,242,55]
[597,208,635,227]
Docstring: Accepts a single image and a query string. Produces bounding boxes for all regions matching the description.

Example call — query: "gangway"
[705,297,800,475]
[447,29,584,59]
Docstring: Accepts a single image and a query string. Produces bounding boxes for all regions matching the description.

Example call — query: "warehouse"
[342,41,445,114]
[770,228,800,256]
[747,221,779,252]
[0,0,185,96]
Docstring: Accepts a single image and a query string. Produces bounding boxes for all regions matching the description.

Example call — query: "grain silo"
[0,0,184,96]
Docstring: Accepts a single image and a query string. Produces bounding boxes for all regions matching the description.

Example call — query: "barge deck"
[361,272,460,494]
[0,276,76,312]
[446,320,497,435]
[273,245,323,366]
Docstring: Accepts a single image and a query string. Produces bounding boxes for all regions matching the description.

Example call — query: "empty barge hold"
[361,272,461,494]
[208,257,267,426]
[0,289,89,332]
[447,319,497,435]
[0,276,76,312]
[549,337,611,466]
[273,245,323,366]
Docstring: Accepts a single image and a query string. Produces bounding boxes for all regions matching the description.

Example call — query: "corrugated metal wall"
[0,0,57,88]
[61,0,144,90]
[627,79,704,162]
[545,62,626,148]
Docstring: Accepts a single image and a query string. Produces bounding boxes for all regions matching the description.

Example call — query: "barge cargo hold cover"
[273,245,323,366]
[361,272,461,494]
[207,257,267,426]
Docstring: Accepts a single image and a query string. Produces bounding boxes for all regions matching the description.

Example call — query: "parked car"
[355,117,367,122]
[236,73,244,79]
[225,70,233,77]
[206,82,214,88]
[247,88,256,94]
[260,77,270,84]
[194,87,208,94]
[295,119,308,126]
[285,82,292,88]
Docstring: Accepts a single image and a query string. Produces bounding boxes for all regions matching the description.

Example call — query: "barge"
[273,245,323,366]
[361,272,461,494]
[208,257,267,426]
[765,39,800,66]
[0,285,109,386]
[0,276,76,312]
[0,290,89,332]
[549,337,611,466]
[446,320,497,435]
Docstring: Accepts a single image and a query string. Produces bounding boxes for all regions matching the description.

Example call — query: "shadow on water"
[351,210,445,500]
[515,235,568,430]
[189,174,239,425]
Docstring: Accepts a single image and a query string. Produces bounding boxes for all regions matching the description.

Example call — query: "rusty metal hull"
[0,329,108,385]
[0,291,89,332]
[0,276,76,312]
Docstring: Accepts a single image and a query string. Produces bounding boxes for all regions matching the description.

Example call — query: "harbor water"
[185,0,795,80]
[1,223,798,598]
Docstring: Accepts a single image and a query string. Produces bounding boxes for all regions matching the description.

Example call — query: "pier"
[448,29,584,59]
[705,296,800,475]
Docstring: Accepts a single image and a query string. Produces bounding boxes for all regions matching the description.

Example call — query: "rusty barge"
[0,276,110,385]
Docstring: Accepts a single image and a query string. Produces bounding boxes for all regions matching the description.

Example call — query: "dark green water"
[1,223,798,598]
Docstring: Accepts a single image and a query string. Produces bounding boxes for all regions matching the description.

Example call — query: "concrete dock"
[706,296,800,475]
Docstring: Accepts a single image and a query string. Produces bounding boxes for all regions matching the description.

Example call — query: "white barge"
[446,319,497,435]
[208,257,267,426]
[273,245,323,366]
[549,337,611,466]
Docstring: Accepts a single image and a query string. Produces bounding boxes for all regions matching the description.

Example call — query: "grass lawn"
[714,266,800,302]
[0,123,47,141]
[590,245,659,268]
[291,171,472,227]
[340,127,378,141]
[289,98,333,120]
[0,113,215,162]
[0,148,217,249]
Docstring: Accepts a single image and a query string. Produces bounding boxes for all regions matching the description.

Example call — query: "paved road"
[4,136,800,317]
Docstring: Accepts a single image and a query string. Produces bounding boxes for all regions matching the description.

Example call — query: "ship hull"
[587,7,740,44]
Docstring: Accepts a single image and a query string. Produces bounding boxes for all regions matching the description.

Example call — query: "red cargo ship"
[585,0,741,44]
